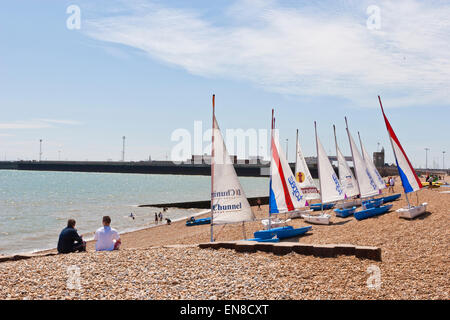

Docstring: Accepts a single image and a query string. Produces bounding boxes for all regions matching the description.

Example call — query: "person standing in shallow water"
[57,219,86,254]
[155,212,158,225]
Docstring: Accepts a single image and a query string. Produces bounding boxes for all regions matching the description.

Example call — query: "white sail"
[315,125,345,204]
[295,131,320,200]
[336,145,360,197]
[346,127,379,198]
[360,139,386,191]
[212,117,255,224]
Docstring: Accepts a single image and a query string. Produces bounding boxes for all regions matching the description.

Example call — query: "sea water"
[0,170,269,255]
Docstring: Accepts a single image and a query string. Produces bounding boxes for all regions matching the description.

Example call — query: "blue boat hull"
[186,217,211,226]
[245,238,280,243]
[310,203,335,211]
[254,226,312,240]
[379,193,401,203]
[362,199,384,209]
[354,204,393,221]
[334,206,356,217]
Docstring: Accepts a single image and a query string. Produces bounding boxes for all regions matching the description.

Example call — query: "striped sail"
[315,125,346,204]
[379,97,422,193]
[211,116,255,224]
[295,131,320,200]
[269,129,308,213]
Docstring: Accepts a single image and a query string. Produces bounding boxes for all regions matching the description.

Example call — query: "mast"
[333,124,345,207]
[314,121,324,214]
[269,109,274,230]
[358,132,364,160]
[345,117,363,200]
[378,96,411,209]
[210,94,215,242]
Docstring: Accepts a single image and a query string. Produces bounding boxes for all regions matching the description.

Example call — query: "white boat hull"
[261,218,291,230]
[301,213,331,225]
[287,209,312,219]
[396,203,428,219]
[335,199,361,209]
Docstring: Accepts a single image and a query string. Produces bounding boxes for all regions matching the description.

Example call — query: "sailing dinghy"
[301,122,345,224]
[345,117,392,220]
[210,95,255,241]
[257,109,311,239]
[333,125,361,215]
[378,96,427,219]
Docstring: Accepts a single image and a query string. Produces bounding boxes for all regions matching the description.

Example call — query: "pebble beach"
[0,177,449,300]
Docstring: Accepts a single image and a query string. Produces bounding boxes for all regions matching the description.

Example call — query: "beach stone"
[313,245,336,258]
[234,241,257,253]
[254,242,275,253]
[292,243,314,256]
[355,246,382,261]
[272,243,294,255]
[334,244,356,256]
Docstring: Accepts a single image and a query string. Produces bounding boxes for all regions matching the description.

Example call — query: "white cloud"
[84,0,450,107]
[0,119,82,129]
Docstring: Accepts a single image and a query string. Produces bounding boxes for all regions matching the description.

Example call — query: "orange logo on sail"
[296,172,305,183]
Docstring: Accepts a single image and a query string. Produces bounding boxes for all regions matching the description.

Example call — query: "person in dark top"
[57,219,86,254]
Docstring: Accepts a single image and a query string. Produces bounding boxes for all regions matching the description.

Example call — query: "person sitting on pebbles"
[57,219,86,254]
[94,216,121,251]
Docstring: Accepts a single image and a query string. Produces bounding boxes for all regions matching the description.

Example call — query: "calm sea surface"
[0,170,269,255]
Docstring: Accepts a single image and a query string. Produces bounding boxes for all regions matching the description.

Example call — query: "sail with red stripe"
[379,96,422,193]
[269,122,308,214]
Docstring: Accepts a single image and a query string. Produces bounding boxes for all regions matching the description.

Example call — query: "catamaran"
[210,94,255,242]
[301,122,345,224]
[378,96,427,219]
[345,117,393,220]
[333,125,360,216]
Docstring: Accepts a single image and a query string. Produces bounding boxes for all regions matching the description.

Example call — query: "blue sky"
[0,0,449,168]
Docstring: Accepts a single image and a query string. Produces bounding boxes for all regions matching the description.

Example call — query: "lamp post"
[443,151,446,170]
[122,136,126,162]
[39,139,43,161]
[425,148,429,170]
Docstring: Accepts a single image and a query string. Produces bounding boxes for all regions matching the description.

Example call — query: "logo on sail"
[296,171,305,183]
[288,176,303,202]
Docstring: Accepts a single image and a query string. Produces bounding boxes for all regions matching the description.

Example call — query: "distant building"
[373,147,385,168]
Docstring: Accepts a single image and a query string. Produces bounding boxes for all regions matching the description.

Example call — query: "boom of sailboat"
[204,94,427,243]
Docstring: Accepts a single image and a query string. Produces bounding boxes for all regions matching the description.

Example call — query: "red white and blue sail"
[269,126,308,214]
[379,96,422,193]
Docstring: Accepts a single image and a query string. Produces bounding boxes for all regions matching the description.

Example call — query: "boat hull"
[334,206,356,218]
[185,217,211,226]
[396,203,427,219]
[354,204,393,221]
[254,226,312,240]
[301,213,331,225]
[245,237,280,243]
[379,193,401,203]
[287,209,312,219]
[310,203,335,211]
[335,199,361,209]
[362,199,384,209]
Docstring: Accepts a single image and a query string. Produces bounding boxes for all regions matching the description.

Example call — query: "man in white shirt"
[94,216,121,251]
